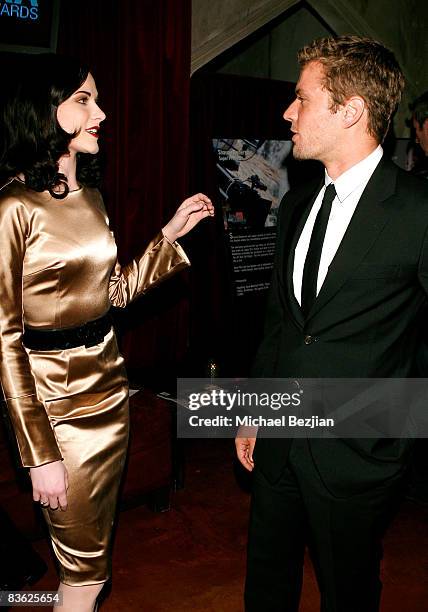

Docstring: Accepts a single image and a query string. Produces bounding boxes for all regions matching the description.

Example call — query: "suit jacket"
[252,157,428,496]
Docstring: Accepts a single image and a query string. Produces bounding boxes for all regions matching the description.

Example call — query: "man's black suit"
[245,157,428,611]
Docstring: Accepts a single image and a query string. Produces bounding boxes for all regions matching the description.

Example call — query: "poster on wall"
[212,138,292,297]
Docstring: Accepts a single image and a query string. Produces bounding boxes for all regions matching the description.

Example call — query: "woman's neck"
[58,152,79,190]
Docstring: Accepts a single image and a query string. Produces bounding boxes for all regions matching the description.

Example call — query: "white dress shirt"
[293,145,384,305]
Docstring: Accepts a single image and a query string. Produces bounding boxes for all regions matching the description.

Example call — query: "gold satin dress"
[0,179,190,585]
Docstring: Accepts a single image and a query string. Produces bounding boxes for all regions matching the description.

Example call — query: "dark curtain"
[57,0,191,382]
[188,73,322,376]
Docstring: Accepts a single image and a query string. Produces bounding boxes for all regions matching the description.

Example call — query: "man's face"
[413,117,428,155]
[283,61,343,163]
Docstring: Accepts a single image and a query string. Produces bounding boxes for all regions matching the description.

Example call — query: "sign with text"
[0,0,59,52]
[212,138,292,297]
[229,231,276,297]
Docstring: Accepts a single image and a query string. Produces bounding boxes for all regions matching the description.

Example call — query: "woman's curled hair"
[0,53,101,198]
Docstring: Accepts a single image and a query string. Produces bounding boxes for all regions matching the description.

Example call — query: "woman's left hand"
[162,193,214,243]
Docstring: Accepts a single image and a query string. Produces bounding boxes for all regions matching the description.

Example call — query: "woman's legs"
[55,582,104,612]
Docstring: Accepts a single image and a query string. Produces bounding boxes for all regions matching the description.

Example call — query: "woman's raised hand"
[30,460,69,511]
[162,193,214,243]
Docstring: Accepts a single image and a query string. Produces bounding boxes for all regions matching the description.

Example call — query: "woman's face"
[56,73,106,155]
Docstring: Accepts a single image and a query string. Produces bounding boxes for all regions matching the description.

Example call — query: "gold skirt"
[26,329,129,585]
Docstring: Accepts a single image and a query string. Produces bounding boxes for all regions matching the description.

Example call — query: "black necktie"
[301,183,337,317]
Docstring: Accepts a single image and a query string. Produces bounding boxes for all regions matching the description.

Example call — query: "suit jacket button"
[304,335,313,345]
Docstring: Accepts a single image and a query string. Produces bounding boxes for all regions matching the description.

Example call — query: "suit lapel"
[305,157,398,322]
[281,178,323,327]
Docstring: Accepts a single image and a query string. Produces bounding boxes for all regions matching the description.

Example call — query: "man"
[408,91,428,505]
[410,91,428,178]
[236,36,428,612]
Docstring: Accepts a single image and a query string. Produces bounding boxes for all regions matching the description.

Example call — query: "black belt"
[22,313,113,351]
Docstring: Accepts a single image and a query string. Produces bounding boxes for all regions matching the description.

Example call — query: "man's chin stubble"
[292,148,309,160]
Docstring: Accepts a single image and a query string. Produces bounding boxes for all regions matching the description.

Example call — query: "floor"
[21,440,428,611]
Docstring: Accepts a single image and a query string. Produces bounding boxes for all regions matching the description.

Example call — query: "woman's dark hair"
[0,53,101,198]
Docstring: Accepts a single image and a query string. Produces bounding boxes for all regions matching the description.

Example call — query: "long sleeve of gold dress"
[0,179,190,585]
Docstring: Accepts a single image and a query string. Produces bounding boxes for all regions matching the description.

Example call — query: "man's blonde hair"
[298,36,405,142]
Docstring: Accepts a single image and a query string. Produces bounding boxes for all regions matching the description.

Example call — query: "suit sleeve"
[251,200,286,377]
[0,196,62,467]
[108,231,190,308]
[418,218,428,295]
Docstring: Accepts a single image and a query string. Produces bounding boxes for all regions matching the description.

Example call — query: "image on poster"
[212,138,292,297]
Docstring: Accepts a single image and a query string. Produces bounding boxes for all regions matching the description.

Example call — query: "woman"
[0,54,213,611]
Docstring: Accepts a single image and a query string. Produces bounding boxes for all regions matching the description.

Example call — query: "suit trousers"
[244,439,405,612]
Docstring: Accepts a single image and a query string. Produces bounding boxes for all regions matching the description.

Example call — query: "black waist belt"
[22,313,113,351]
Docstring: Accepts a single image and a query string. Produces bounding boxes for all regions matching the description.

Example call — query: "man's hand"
[235,427,257,471]
[162,193,214,243]
[30,460,69,511]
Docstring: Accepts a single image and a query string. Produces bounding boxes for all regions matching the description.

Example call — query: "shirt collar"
[325,145,383,204]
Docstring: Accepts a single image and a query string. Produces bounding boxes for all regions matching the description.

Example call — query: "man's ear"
[342,96,365,129]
